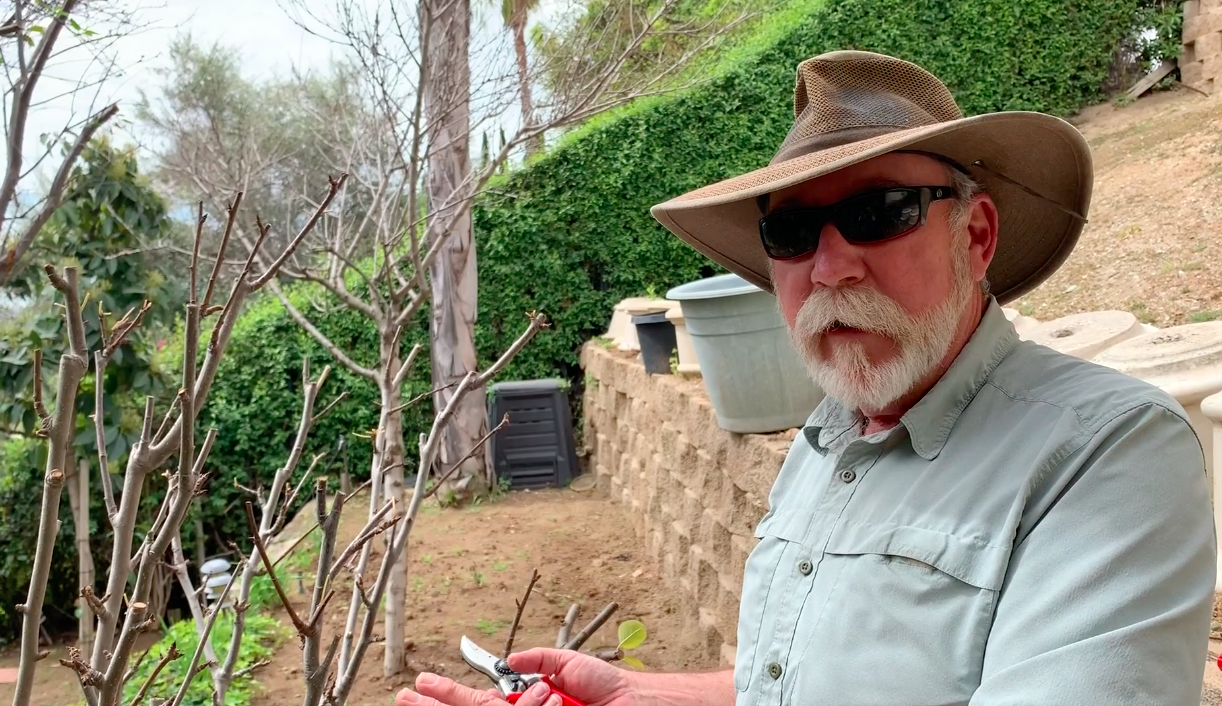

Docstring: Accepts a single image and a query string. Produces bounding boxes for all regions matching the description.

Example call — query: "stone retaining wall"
[578,342,795,666]
[1183,0,1222,93]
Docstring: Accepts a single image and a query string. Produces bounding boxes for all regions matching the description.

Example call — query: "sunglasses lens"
[758,188,932,260]
[760,211,821,259]
[836,189,923,243]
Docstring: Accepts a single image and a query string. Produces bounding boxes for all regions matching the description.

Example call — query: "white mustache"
[792,286,916,343]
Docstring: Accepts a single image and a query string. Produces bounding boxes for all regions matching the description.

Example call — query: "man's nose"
[809,224,866,288]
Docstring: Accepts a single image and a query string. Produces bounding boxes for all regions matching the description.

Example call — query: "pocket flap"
[824,521,1009,591]
[753,510,808,543]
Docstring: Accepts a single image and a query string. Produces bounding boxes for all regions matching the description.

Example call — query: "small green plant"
[412,576,426,592]
[1182,261,1204,271]
[450,546,467,556]
[1019,303,1035,317]
[1193,241,1207,253]
[669,351,679,375]
[1116,224,1141,239]
[515,549,531,560]
[476,618,507,636]
[1189,310,1221,323]
[617,619,649,670]
[1129,300,1156,324]
[493,559,510,571]
[421,554,435,564]
[472,570,487,586]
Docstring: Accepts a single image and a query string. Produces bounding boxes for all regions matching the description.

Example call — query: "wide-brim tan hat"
[650,50,1093,304]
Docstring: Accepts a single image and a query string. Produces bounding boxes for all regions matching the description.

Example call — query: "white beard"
[787,243,976,414]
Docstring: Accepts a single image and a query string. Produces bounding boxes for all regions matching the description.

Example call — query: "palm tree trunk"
[425,0,491,503]
[513,17,543,159]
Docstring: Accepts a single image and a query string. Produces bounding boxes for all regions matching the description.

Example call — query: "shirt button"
[767,662,783,680]
[839,468,857,483]
[798,559,813,576]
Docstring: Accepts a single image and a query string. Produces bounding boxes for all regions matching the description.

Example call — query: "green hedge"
[170,0,1176,555]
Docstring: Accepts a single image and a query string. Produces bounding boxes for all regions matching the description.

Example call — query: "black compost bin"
[488,379,579,490]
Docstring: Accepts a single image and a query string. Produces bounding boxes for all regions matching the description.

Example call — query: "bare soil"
[0,489,719,706]
[1015,85,1222,325]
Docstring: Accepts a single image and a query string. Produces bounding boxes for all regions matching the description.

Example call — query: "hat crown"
[772,51,965,164]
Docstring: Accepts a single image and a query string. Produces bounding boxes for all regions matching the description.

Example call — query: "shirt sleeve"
[969,402,1217,706]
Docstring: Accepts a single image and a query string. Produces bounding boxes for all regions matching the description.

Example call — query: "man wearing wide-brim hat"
[398,51,1215,706]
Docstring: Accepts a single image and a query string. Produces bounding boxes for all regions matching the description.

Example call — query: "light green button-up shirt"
[734,297,1216,706]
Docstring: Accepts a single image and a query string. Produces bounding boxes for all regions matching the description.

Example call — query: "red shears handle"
[505,676,586,706]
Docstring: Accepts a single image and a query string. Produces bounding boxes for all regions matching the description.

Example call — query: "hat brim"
[649,112,1093,305]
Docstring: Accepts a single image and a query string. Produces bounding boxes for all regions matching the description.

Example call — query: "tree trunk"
[379,341,409,676]
[425,0,491,500]
[67,456,95,648]
[513,16,543,159]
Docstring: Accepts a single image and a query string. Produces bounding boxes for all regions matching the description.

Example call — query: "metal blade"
[460,635,505,683]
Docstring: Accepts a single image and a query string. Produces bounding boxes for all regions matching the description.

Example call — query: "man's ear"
[966,193,999,284]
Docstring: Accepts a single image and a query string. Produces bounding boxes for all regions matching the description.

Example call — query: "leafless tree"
[13,171,549,705]
[132,0,753,678]
[0,0,151,285]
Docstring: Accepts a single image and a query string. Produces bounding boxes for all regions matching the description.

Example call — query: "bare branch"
[202,192,244,312]
[15,266,89,706]
[0,104,119,286]
[244,501,309,635]
[267,279,378,380]
[557,604,580,648]
[391,343,423,389]
[168,562,240,706]
[251,173,349,290]
[424,414,509,500]
[564,602,619,651]
[32,348,49,437]
[128,642,183,706]
[504,569,540,658]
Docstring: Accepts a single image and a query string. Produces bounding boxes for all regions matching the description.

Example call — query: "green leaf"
[621,655,645,670]
[617,619,646,650]
[29,25,45,34]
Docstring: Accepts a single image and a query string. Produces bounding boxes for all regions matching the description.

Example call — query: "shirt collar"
[803,296,1019,460]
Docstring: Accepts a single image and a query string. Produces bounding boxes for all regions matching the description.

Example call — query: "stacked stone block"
[579,343,790,665]
[1183,0,1222,92]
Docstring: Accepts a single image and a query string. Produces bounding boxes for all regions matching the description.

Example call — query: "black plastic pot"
[632,312,677,375]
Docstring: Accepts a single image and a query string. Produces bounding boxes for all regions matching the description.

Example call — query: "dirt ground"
[0,488,720,706]
[1016,85,1222,325]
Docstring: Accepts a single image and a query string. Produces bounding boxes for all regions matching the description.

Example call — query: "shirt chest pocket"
[788,522,1009,705]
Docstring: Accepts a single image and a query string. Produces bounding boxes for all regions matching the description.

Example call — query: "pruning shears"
[460,635,587,706]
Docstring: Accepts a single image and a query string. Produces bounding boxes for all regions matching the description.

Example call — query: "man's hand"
[395,648,635,706]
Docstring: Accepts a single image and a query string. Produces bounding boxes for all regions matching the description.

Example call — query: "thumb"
[507,647,582,677]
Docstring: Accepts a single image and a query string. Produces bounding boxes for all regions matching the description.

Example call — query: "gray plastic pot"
[667,274,824,433]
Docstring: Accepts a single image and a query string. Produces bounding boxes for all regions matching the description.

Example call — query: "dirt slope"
[1015,86,1222,326]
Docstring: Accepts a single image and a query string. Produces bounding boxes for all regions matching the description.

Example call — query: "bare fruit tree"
[13,177,549,706]
[0,0,144,285]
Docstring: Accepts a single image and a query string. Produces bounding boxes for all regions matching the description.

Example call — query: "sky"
[14,0,559,191]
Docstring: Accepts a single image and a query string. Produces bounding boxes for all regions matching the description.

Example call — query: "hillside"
[1016,85,1222,326]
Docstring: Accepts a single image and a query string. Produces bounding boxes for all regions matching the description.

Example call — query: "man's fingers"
[507,648,576,677]
[414,673,507,706]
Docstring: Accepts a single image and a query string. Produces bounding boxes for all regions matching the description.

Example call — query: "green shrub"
[119,613,287,706]
[0,437,78,643]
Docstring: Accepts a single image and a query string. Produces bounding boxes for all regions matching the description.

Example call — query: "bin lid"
[632,312,670,325]
[490,379,568,393]
[666,273,760,301]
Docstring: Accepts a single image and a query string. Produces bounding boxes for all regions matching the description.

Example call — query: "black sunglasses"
[758,185,957,260]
